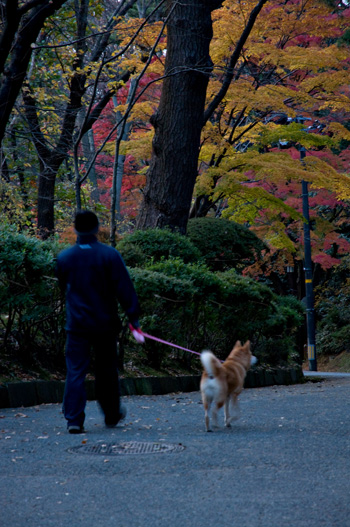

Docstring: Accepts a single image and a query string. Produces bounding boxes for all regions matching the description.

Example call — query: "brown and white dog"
[200,341,257,432]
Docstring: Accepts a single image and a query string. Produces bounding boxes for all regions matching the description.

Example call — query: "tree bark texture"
[136,0,221,234]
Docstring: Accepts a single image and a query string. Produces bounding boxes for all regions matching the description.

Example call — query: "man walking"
[56,210,144,434]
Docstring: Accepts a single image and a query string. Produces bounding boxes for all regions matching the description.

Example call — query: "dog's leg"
[203,400,212,432]
[230,394,240,421]
[212,405,219,429]
[205,408,211,432]
[225,395,240,426]
[224,398,231,428]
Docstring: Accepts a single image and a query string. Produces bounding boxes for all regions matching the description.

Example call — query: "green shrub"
[127,259,304,369]
[0,226,65,369]
[252,295,305,364]
[117,228,202,267]
[129,266,197,369]
[0,225,304,377]
[315,256,350,356]
[187,217,266,271]
[117,242,147,268]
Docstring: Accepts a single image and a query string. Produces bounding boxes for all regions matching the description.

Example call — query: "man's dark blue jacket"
[56,234,140,333]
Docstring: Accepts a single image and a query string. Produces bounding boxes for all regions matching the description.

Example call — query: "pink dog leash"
[129,324,229,364]
[142,331,202,357]
[129,324,201,357]
[142,332,225,364]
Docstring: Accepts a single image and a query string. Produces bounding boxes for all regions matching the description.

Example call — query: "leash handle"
[141,331,201,357]
[128,324,145,344]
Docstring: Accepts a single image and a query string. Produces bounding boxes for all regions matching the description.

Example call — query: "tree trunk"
[136,0,221,234]
[0,0,68,146]
[111,81,135,231]
[136,0,267,233]
[37,165,58,239]
[81,129,99,202]
[23,82,85,238]
[79,108,99,203]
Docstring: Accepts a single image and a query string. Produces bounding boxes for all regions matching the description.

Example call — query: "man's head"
[74,210,99,235]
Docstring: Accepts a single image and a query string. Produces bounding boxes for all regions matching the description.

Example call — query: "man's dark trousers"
[63,331,121,428]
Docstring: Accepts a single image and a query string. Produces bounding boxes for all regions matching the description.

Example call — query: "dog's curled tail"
[200,350,222,378]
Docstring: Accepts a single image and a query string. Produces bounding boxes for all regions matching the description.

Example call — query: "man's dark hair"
[74,210,99,234]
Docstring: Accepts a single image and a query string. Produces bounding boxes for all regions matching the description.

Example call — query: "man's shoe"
[119,403,127,421]
[105,404,127,428]
[68,424,84,434]
[105,422,117,429]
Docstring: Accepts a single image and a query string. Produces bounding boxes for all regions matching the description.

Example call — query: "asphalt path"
[1,376,350,527]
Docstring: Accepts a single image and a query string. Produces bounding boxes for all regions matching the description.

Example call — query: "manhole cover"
[68,441,185,456]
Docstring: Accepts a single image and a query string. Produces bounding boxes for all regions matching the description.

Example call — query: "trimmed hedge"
[0,225,304,375]
[187,217,266,271]
[315,255,350,356]
[0,226,66,369]
[117,228,202,267]
[128,259,304,369]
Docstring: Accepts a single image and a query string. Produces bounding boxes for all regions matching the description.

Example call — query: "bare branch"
[79,1,174,187]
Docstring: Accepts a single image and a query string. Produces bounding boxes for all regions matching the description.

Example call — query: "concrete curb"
[0,367,304,409]
[303,371,350,378]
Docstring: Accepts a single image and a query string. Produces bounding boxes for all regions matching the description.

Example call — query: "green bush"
[127,258,304,369]
[0,226,65,370]
[0,225,304,377]
[252,295,305,364]
[187,217,266,271]
[129,266,197,369]
[315,256,350,356]
[117,228,202,267]
[116,242,147,268]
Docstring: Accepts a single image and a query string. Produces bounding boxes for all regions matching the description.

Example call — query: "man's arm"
[112,251,141,326]
[55,257,67,294]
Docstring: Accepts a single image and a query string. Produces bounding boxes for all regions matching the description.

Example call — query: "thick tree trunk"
[37,166,58,239]
[136,0,221,234]
[136,0,267,233]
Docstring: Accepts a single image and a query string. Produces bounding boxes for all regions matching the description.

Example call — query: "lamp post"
[300,147,317,371]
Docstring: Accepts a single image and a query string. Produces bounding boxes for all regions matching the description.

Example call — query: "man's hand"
[129,324,145,344]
